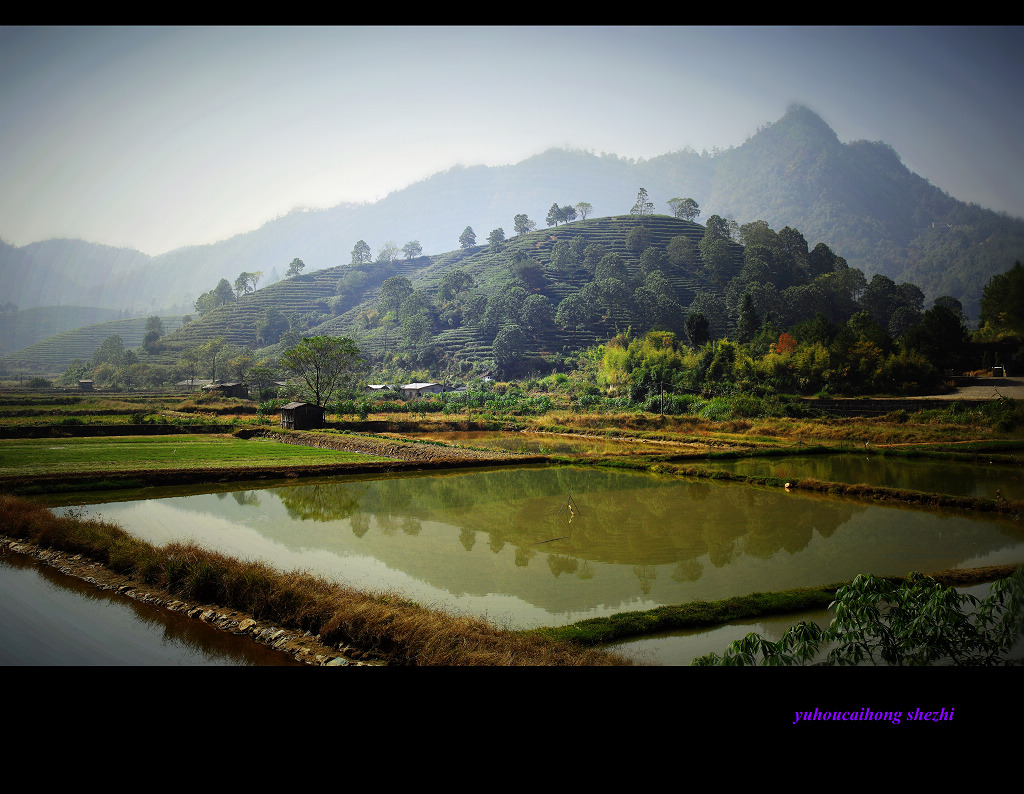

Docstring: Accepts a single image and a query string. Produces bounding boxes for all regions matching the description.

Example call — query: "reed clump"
[1,495,630,666]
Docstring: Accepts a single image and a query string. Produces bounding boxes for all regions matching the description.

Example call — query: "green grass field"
[0,435,395,476]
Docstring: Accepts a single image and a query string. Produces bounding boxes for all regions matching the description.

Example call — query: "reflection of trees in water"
[633,564,656,595]
[271,483,368,522]
[514,544,534,567]
[350,514,370,538]
[547,554,579,577]
[231,490,260,507]
[671,557,703,583]
[265,469,863,572]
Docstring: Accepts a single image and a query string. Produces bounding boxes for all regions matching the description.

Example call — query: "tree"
[979,261,1024,338]
[666,235,698,268]
[142,316,164,354]
[257,307,289,346]
[351,240,372,266]
[378,276,414,315]
[595,252,629,283]
[630,188,654,220]
[575,202,593,221]
[177,348,201,387]
[234,271,262,297]
[92,335,126,367]
[702,214,730,243]
[685,312,710,347]
[487,227,506,252]
[668,197,699,221]
[249,361,278,398]
[694,566,1024,666]
[546,204,563,227]
[402,240,423,260]
[459,227,476,249]
[200,337,228,382]
[492,325,527,376]
[281,336,365,407]
[560,205,577,224]
[228,351,255,384]
[438,269,474,302]
[513,214,536,236]
[625,226,651,257]
[377,241,400,264]
[518,294,554,334]
[701,237,739,283]
[735,293,760,344]
[286,258,306,278]
[900,304,970,371]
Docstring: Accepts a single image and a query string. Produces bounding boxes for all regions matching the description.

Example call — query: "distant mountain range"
[3,104,1023,324]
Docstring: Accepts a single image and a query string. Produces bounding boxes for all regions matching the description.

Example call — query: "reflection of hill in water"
[703,454,1024,501]
[270,467,860,567]
[76,467,1024,625]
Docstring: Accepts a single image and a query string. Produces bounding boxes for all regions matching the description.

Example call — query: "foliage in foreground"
[693,567,1024,666]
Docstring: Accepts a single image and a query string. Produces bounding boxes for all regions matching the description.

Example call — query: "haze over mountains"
[3,105,1023,324]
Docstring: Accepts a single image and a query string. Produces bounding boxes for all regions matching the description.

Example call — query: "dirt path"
[922,377,1024,401]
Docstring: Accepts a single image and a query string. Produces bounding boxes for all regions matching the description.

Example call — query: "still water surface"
[56,465,1024,631]
[698,453,1023,500]
[0,551,301,665]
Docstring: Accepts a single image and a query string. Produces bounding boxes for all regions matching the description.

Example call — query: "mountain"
[2,105,1022,324]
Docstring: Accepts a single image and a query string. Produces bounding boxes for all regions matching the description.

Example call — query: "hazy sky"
[1,26,1022,256]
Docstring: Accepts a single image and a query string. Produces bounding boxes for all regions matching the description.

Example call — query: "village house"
[401,382,445,400]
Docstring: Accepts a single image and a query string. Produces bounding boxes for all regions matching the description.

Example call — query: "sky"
[1,25,1022,256]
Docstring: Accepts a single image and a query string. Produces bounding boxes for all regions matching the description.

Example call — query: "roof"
[281,401,322,410]
[402,382,441,389]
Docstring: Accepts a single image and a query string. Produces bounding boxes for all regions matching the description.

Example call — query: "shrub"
[694,567,1024,666]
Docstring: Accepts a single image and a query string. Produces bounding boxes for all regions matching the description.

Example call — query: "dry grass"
[1,494,631,666]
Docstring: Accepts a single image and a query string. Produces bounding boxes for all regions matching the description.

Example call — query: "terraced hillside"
[1,315,186,374]
[10,215,735,376]
[310,215,731,368]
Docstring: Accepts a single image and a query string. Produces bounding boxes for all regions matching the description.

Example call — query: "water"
[611,582,1024,666]
[697,453,1023,500]
[51,465,1024,631]
[0,550,302,665]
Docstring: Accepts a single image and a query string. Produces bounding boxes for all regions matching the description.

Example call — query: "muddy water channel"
[52,465,1024,631]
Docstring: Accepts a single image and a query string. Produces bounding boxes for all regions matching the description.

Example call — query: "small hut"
[202,382,249,399]
[78,379,94,391]
[280,401,324,430]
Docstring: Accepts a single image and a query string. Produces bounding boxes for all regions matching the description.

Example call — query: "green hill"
[1,315,185,374]
[129,215,733,376]
[0,305,123,355]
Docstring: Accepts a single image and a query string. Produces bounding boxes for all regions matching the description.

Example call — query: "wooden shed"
[280,401,324,430]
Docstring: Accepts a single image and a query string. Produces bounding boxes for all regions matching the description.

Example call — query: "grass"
[0,435,395,477]
[1,494,630,666]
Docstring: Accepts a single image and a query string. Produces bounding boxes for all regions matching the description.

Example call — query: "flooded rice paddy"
[51,463,1024,632]
[697,453,1023,501]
